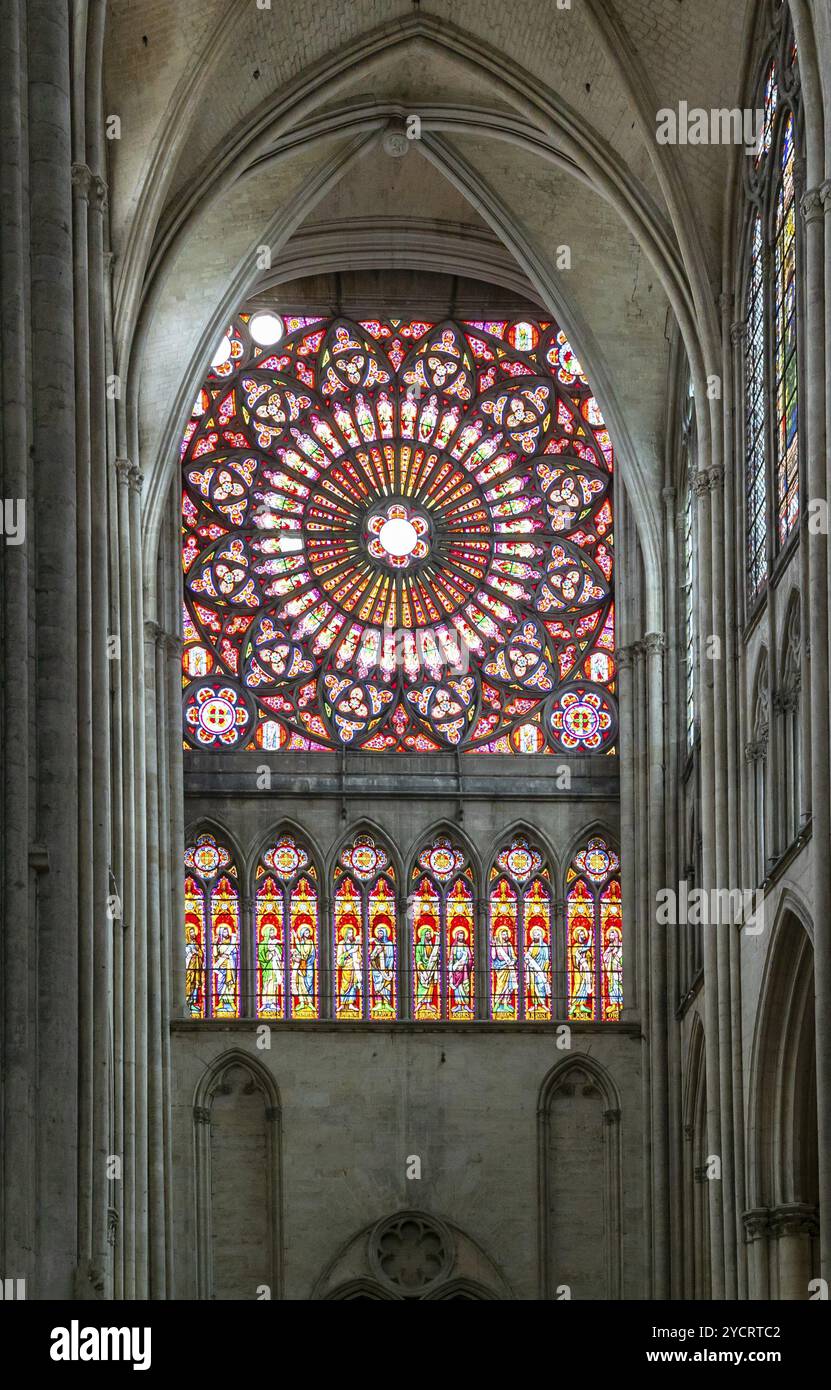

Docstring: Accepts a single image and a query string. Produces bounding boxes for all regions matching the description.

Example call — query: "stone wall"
[171,1022,643,1299]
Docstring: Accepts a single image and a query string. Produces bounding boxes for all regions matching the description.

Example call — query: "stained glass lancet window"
[682,375,697,747]
[744,214,767,599]
[743,12,802,600]
[411,836,475,1020]
[255,833,319,1019]
[181,314,616,754]
[488,835,552,1020]
[333,834,396,1020]
[566,836,622,1022]
[774,112,799,545]
[184,832,240,1019]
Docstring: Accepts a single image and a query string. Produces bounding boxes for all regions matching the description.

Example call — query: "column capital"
[768,1202,819,1239]
[800,182,831,223]
[193,1106,211,1126]
[661,484,676,505]
[707,464,724,492]
[745,736,767,763]
[614,644,636,671]
[730,320,747,347]
[144,619,162,645]
[692,469,710,498]
[114,456,132,484]
[772,685,799,713]
[742,1207,771,1242]
[91,174,108,213]
[643,631,666,657]
[164,632,184,658]
[128,464,144,493]
[71,161,94,199]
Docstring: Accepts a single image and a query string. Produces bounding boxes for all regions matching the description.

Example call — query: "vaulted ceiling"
[104,0,759,606]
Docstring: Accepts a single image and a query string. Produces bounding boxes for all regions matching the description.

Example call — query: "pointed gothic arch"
[253,824,322,1021]
[129,8,689,631]
[746,903,819,1298]
[538,1054,623,1299]
[563,827,623,1023]
[183,824,243,1020]
[331,825,399,1021]
[486,828,554,1021]
[737,1,805,606]
[408,826,477,1022]
[193,1050,283,1300]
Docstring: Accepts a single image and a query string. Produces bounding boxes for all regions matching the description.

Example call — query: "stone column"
[710,461,738,1300]
[166,632,186,1022]
[103,250,125,1299]
[71,158,95,1288]
[727,319,748,1300]
[633,637,654,1290]
[0,0,35,1292]
[144,620,167,1296]
[743,1209,771,1300]
[161,622,182,1292]
[115,456,136,1297]
[193,1105,213,1299]
[693,467,725,1297]
[88,168,113,1295]
[663,484,685,1297]
[30,0,81,1298]
[802,182,831,1283]
[615,644,637,1017]
[129,464,149,1298]
[70,152,113,1298]
[645,632,670,1297]
[771,1204,820,1299]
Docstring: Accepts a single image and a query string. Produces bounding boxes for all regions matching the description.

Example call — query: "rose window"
[181,313,616,753]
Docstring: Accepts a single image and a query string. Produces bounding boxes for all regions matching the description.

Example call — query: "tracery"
[742,11,802,600]
[566,836,623,1023]
[181,313,616,754]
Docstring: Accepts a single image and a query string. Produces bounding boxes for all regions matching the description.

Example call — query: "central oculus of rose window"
[366,502,430,569]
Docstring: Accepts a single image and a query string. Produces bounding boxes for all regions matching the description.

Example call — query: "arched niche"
[745,909,818,1299]
[193,1050,283,1299]
[538,1054,622,1299]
